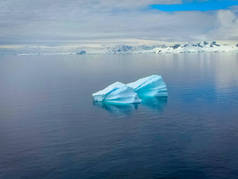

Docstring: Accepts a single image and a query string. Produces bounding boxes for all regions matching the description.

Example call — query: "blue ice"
[127,75,168,98]
[92,75,168,104]
[92,82,141,104]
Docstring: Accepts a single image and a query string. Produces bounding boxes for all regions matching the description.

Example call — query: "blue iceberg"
[92,82,141,104]
[92,75,168,104]
[127,75,168,97]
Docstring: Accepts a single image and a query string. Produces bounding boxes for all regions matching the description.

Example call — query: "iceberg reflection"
[93,101,138,116]
[141,96,168,112]
[93,96,167,115]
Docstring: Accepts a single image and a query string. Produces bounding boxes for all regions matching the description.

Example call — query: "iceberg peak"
[127,75,168,97]
[92,82,141,104]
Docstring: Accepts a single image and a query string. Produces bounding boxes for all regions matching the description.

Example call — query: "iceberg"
[127,75,168,97]
[92,82,141,104]
[76,50,86,55]
[92,75,168,104]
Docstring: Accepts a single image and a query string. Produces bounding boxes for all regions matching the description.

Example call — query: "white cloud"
[0,0,237,42]
[208,10,238,40]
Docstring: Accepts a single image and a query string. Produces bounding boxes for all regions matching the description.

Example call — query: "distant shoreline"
[0,40,238,56]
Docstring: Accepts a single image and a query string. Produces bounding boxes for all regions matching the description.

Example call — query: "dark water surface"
[0,54,238,179]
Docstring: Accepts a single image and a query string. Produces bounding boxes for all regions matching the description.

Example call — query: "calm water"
[0,54,238,179]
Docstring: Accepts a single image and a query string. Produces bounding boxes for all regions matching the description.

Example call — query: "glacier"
[92,82,141,104]
[127,75,168,98]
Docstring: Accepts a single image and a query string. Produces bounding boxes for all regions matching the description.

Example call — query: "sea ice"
[92,82,141,104]
[127,75,168,97]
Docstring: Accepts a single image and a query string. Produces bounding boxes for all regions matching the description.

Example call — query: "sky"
[151,0,238,11]
[0,0,238,43]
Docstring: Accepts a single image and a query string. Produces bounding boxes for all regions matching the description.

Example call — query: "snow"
[127,75,168,98]
[109,45,133,54]
[92,82,141,104]
[154,41,237,54]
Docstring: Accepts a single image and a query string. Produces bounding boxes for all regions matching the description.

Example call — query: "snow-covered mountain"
[0,40,237,55]
[153,41,237,54]
[107,41,238,54]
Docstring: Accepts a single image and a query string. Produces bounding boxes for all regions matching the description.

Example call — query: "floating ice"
[92,75,168,104]
[92,82,141,104]
[127,75,168,97]
[76,50,86,55]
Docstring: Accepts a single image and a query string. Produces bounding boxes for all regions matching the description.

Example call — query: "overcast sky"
[0,0,238,43]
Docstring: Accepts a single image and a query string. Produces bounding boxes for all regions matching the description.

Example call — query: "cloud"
[208,9,238,40]
[0,0,237,43]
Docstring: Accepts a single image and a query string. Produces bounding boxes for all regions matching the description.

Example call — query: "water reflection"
[93,101,138,115]
[141,96,168,111]
[214,54,238,91]
[93,97,168,115]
